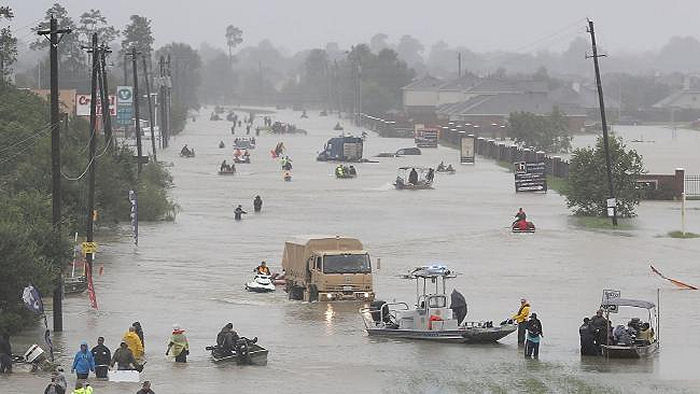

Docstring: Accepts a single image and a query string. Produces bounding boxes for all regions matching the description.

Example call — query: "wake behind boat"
[360,265,516,343]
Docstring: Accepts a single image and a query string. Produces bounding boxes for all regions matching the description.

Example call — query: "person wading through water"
[512,298,531,347]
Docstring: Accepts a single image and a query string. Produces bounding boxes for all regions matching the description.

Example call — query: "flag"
[129,189,138,245]
[22,285,53,361]
[22,284,44,314]
[86,264,99,310]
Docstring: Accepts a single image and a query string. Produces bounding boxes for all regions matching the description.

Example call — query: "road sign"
[601,288,621,313]
[81,241,98,255]
[514,161,547,192]
[116,86,133,126]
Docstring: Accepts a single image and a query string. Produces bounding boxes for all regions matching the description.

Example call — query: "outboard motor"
[369,300,391,324]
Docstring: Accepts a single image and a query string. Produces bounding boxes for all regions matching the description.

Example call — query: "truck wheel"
[289,286,303,300]
[309,285,319,302]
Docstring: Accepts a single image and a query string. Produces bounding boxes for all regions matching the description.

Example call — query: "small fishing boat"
[394,167,434,190]
[234,137,256,150]
[206,337,268,366]
[436,164,456,174]
[217,169,236,176]
[598,296,660,359]
[179,150,195,158]
[245,274,276,293]
[233,155,251,164]
[360,265,516,343]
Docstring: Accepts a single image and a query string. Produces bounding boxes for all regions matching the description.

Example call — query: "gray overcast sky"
[7,1,700,54]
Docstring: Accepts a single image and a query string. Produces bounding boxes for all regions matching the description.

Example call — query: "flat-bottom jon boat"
[597,296,660,359]
[206,338,268,366]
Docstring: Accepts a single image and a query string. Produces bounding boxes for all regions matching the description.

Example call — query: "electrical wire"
[0,122,52,155]
[61,133,112,181]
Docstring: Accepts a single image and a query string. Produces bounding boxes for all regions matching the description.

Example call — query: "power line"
[0,122,52,155]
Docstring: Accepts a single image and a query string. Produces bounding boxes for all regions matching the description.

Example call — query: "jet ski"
[245,274,276,293]
[512,221,536,233]
[206,337,268,366]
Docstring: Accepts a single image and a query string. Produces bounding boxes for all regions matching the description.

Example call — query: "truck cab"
[282,236,374,301]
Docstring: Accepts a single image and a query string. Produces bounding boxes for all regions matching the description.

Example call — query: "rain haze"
[1,0,700,393]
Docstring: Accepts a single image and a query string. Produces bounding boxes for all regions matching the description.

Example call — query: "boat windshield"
[323,253,371,274]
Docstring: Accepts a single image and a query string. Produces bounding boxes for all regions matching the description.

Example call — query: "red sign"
[75,94,116,117]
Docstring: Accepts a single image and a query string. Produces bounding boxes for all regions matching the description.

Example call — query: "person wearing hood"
[123,326,144,362]
[132,321,144,348]
[512,298,531,347]
[216,323,238,353]
[71,341,95,379]
[524,313,543,359]
[111,342,139,371]
[166,324,189,363]
[90,337,111,379]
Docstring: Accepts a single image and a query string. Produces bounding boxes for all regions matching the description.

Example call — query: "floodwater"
[4,111,700,393]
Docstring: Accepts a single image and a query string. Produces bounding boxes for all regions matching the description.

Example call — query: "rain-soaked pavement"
[4,110,700,393]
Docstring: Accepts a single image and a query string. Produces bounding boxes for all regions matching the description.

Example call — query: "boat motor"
[369,300,391,324]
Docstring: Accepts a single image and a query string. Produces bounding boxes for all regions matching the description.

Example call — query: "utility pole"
[166,54,172,148]
[38,15,71,332]
[158,56,167,149]
[98,45,113,147]
[142,55,157,162]
[130,46,143,175]
[86,33,99,278]
[458,52,462,78]
[587,19,617,226]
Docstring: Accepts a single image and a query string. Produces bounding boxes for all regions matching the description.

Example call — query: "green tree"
[508,107,572,153]
[0,5,17,82]
[31,3,85,75]
[564,136,644,217]
[156,42,201,112]
[225,25,243,62]
[77,9,119,47]
[121,15,154,54]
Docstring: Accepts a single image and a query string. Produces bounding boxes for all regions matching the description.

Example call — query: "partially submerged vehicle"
[414,127,439,148]
[282,236,374,301]
[599,296,660,359]
[359,265,517,343]
[317,136,363,162]
[394,167,434,190]
[206,337,268,366]
[395,147,421,156]
[245,274,276,293]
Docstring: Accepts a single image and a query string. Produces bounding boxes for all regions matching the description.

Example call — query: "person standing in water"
[90,337,111,379]
[253,196,263,212]
[524,313,543,359]
[511,298,531,347]
[166,324,189,363]
[234,205,247,220]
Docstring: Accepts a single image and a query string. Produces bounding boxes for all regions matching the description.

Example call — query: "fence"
[686,174,700,198]
[439,129,570,178]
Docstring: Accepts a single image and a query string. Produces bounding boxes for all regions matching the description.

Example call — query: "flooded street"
[5,110,700,393]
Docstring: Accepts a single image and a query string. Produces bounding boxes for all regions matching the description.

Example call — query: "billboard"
[75,94,116,116]
[460,135,475,164]
[514,161,547,192]
[116,86,134,126]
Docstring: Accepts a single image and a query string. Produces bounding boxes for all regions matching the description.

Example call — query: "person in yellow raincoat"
[512,298,531,347]
[71,381,93,394]
[123,326,144,362]
[166,324,189,363]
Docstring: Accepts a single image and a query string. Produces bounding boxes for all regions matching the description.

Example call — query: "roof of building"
[653,89,700,109]
[402,75,444,91]
[436,93,586,117]
[549,84,620,110]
